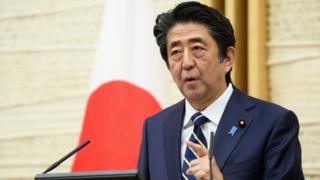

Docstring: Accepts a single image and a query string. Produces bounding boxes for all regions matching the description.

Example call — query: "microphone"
[42,140,90,174]
[208,132,214,180]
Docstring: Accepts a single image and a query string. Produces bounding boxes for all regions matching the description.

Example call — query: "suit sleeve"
[263,111,304,180]
[138,119,150,180]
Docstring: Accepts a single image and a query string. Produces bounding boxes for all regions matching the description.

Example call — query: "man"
[138,1,304,180]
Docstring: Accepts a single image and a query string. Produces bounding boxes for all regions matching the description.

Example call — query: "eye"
[192,45,204,51]
[192,45,205,57]
[171,50,179,55]
[170,49,182,60]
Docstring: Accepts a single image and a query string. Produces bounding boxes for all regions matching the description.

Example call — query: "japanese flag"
[72,0,170,171]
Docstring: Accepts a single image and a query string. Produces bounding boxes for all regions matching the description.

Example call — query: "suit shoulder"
[144,100,184,125]
[245,94,298,122]
[251,96,290,113]
[232,87,295,119]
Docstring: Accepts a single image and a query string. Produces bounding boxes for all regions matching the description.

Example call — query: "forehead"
[167,22,213,47]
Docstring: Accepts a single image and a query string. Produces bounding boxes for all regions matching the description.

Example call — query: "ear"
[223,47,236,73]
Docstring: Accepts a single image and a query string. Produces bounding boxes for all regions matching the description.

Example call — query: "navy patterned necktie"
[182,112,209,180]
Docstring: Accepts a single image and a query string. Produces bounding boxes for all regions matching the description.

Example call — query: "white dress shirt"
[181,84,233,166]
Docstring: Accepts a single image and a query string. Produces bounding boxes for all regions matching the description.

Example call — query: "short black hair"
[153,1,235,84]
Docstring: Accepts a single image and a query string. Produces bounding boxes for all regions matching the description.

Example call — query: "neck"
[189,84,228,111]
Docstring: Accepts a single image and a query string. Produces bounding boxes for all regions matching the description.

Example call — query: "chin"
[184,91,203,102]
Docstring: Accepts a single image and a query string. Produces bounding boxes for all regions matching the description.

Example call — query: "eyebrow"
[169,41,180,49]
[169,37,207,50]
[189,37,206,44]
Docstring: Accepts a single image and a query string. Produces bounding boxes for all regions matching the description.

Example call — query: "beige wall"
[268,0,320,178]
[0,0,104,179]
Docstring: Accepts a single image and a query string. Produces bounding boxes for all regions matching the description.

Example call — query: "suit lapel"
[213,88,255,169]
[163,100,185,180]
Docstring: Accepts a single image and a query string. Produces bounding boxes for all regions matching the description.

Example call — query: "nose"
[182,50,195,70]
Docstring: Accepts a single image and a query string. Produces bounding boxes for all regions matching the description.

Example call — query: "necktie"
[182,112,209,180]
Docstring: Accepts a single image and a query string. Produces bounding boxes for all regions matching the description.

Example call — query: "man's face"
[167,23,234,109]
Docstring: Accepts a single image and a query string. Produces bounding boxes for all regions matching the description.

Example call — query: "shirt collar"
[183,83,234,128]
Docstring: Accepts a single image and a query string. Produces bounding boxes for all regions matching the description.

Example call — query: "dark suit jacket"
[138,88,304,180]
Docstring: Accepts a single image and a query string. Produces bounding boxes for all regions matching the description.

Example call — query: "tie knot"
[191,112,209,127]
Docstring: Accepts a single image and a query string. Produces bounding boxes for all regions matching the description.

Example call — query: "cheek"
[196,61,210,75]
[202,62,223,79]
[169,62,181,77]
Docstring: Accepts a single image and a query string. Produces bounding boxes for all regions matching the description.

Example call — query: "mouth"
[184,76,199,84]
[182,71,200,84]
[186,77,196,81]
